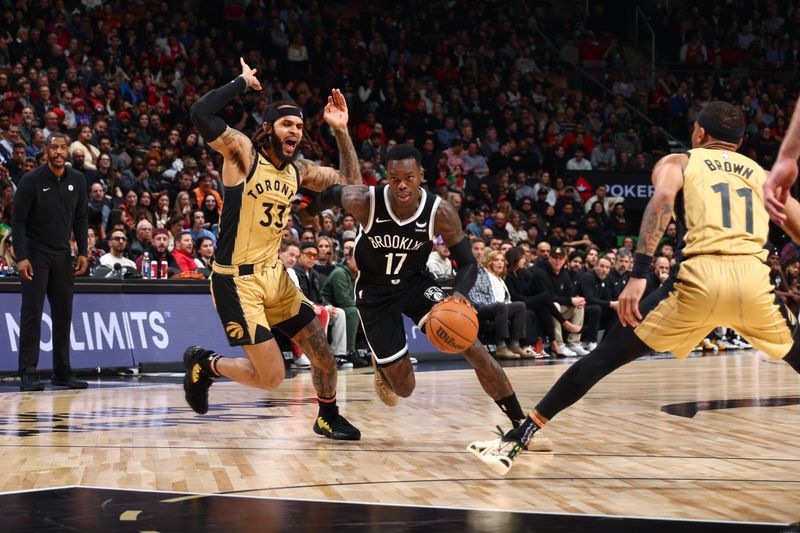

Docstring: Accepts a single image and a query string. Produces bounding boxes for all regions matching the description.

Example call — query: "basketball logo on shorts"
[225,321,244,340]
[424,286,444,302]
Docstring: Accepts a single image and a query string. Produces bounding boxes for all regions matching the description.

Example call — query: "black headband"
[696,108,744,144]
[264,107,304,123]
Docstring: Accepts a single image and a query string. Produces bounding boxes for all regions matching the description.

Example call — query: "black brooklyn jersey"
[354,185,440,282]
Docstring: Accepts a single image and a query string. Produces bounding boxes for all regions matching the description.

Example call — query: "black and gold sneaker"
[183,345,217,414]
[312,407,361,440]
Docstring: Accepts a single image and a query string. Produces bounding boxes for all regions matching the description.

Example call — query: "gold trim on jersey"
[216,152,299,267]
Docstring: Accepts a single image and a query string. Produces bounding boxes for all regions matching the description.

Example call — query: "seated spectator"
[321,246,368,367]
[293,242,351,368]
[193,174,222,212]
[85,226,105,275]
[135,227,177,279]
[201,193,220,228]
[128,219,153,260]
[88,182,112,229]
[530,246,590,357]
[590,137,616,170]
[188,209,216,247]
[468,247,533,359]
[506,211,527,245]
[583,185,624,216]
[194,236,215,272]
[504,246,581,356]
[576,255,618,349]
[465,209,486,238]
[99,229,137,270]
[608,247,632,298]
[69,125,100,170]
[172,230,198,272]
[153,192,171,228]
[462,141,489,178]
[566,148,592,171]
[426,236,456,280]
[645,255,671,297]
[314,236,337,285]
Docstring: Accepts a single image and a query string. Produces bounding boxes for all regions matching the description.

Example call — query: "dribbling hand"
[443,292,474,311]
[239,57,262,91]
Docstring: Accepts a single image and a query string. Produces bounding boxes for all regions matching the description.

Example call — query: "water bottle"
[142,252,151,279]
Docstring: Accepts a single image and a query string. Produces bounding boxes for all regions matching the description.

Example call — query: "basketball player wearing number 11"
[468,101,800,475]
[304,144,551,448]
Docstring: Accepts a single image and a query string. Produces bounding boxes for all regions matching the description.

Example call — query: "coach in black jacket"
[11,132,89,391]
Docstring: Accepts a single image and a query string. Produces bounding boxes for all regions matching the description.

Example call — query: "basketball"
[426,299,479,353]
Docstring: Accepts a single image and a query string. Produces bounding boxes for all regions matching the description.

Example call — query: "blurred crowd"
[0,0,797,311]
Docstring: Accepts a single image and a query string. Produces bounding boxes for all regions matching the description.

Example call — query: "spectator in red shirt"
[172,230,197,272]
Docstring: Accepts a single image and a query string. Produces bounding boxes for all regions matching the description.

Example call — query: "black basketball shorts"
[355,271,445,366]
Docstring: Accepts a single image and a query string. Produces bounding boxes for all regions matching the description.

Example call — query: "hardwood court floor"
[0,352,798,526]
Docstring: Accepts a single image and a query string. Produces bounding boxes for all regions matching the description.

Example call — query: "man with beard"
[11,132,89,391]
[184,58,363,441]
[135,227,176,278]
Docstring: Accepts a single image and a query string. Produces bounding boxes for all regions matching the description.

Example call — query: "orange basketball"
[426,300,479,353]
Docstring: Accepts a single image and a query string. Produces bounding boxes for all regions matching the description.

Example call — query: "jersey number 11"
[711,182,753,234]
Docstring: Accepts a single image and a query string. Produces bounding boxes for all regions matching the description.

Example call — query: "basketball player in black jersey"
[303,145,551,446]
[184,58,363,440]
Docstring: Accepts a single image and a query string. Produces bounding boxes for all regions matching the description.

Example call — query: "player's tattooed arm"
[333,129,362,186]
[340,185,371,226]
[433,200,465,246]
[208,127,255,186]
[296,158,349,191]
[636,154,685,256]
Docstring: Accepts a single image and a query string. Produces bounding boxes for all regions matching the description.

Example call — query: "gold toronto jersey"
[680,147,768,261]
[215,152,299,266]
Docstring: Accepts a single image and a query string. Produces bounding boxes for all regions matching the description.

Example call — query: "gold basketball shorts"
[210,261,309,346]
[635,254,794,359]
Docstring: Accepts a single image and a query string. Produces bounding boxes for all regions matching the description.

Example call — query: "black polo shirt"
[11,164,88,261]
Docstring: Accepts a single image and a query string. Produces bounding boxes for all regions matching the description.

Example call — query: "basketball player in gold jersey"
[469,101,800,475]
[184,58,362,440]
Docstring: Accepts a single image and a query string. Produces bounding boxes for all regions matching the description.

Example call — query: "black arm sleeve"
[449,237,478,296]
[303,185,343,216]
[189,76,247,143]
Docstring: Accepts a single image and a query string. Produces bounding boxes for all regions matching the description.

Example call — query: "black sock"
[504,415,542,444]
[495,393,526,427]
[318,394,337,420]
[198,352,222,377]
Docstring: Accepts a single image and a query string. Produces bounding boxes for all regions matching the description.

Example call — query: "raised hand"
[239,57,262,91]
[764,157,798,224]
[323,88,349,131]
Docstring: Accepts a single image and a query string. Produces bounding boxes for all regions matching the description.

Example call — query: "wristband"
[631,253,653,279]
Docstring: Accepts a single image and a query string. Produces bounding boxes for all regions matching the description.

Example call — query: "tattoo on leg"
[294,322,337,397]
